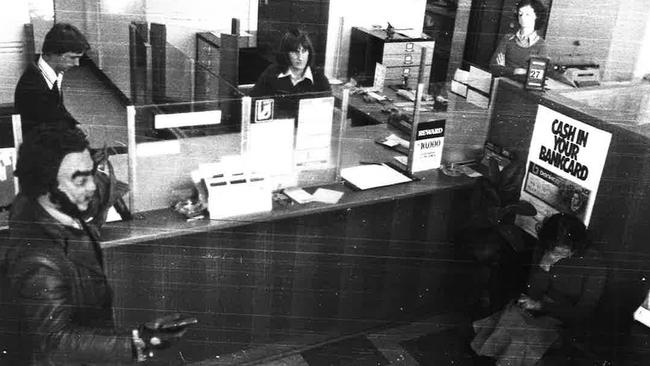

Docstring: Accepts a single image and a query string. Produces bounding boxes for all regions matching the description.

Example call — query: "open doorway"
[422,0,458,83]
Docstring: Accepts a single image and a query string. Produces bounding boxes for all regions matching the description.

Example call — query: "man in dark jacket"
[14,23,89,136]
[0,126,193,365]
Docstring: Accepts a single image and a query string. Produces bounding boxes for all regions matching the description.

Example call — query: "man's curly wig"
[15,126,89,199]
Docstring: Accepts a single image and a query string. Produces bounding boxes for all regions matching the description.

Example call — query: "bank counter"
[88,85,491,363]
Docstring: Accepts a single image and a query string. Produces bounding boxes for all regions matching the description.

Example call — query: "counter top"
[500,77,650,140]
[100,123,475,248]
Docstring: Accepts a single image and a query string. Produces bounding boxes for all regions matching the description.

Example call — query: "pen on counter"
[359,161,383,165]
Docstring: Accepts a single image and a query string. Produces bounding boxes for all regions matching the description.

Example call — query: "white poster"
[295,97,335,170]
[411,119,445,173]
[249,118,296,189]
[517,105,612,236]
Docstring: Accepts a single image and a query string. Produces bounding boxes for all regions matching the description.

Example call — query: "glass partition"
[242,91,348,192]
[126,89,349,214]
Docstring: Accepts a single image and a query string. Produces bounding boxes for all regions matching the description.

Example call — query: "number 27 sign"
[525,57,549,91]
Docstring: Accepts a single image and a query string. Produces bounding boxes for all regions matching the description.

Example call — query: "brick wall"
[546,0,650,82]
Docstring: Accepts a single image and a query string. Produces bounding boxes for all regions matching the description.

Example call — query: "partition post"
[407,83,425,174]
[126,105,137,212]
[11,114,22,195]
[417,47,428,86]
[335,88,350,181]
[11,114,22,147]
[406,47,430,174]
[240,96,252,158]
[334,17,345,80]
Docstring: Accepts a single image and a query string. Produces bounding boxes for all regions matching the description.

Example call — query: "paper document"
[312,188,344,204]
[367,91,387,101]
[467,89,490,109]
[341,164,412,190]
[451,80,468,97]
[383,134,410,149]
[468,66,493,94]
[283,187,314,204]
[454,69,470,83]
[398,29,424,39]
[461,165,483,177]
[394,155,408,166]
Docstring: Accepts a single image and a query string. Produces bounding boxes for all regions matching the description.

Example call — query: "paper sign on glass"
[410,119,446,173]
[295,97,335,169]
[254,99,275,122]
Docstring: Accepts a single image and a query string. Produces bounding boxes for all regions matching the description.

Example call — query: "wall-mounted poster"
[516,105,612,236]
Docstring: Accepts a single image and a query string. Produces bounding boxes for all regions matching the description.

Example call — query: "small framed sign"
[525,56,549,91]
[254,98,274,122]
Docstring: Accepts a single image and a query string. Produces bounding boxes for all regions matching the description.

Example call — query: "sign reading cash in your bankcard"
[516,105,612,236]
[410,119,445,173]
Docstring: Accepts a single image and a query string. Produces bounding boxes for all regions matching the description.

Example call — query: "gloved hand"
[133,313,198,362]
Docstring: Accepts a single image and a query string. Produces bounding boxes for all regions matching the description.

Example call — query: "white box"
[205,170,272,219]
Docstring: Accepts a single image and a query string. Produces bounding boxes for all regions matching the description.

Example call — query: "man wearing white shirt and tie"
[15,23,89,136]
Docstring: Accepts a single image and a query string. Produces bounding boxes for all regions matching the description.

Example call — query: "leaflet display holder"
[200,158,272,219]
[525,57,549,91]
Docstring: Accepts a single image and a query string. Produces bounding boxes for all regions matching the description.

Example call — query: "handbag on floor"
[471,302,562,366]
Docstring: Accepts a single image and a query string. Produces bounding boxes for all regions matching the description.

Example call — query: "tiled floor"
[192,312,477,366]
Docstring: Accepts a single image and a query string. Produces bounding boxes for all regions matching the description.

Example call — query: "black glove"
[132,313,198,362]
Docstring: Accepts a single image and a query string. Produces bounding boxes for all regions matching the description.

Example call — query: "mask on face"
[49,185,88,219]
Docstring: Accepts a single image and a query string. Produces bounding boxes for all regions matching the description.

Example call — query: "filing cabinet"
[195,32,222,101]
[347,27,435,90]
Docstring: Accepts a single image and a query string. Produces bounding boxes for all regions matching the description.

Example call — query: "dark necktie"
[52,80,62,104]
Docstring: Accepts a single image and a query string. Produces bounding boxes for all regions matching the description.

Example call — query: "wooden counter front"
[100,121,483,363]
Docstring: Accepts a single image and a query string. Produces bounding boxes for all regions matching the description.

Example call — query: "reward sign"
[410,119,445,173]
[255,99,274,122]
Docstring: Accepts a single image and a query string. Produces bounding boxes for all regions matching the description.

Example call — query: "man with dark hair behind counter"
[15,23,89,136]
[0,125,196,365]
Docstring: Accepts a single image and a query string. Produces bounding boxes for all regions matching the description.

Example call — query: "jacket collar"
[37,196,83,230]
[10,194,96,244]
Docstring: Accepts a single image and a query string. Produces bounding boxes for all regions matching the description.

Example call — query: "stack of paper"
[340,164,412,190]
[283,187,344,204]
